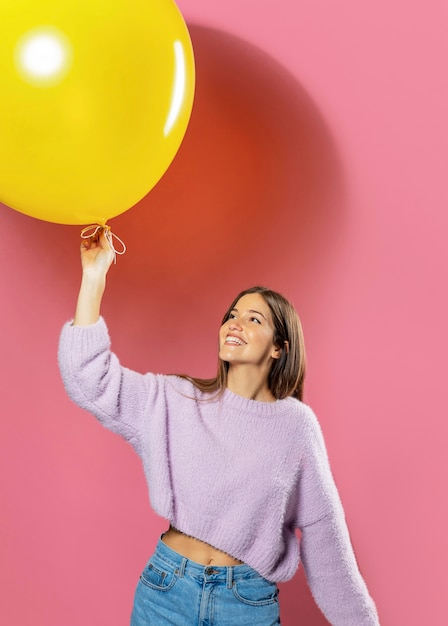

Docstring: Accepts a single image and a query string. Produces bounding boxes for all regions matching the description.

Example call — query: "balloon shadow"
[111,24,345,293]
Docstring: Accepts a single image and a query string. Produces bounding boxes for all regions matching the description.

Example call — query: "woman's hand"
[80,229,115,279]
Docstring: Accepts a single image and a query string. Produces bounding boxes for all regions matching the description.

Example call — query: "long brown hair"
[179,286,307,401]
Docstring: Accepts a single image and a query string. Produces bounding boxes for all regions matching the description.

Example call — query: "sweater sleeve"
[57,317,159,454]
[296,411,380,625]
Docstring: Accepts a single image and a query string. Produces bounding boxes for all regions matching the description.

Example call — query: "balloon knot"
[80,224,126,264]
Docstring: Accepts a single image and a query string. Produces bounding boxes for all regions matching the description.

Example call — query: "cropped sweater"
[58,317,379,625]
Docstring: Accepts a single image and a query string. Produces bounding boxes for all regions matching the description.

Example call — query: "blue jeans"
[131,538,281,625]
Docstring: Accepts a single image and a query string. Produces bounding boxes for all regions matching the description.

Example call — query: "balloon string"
[80,224,126,264]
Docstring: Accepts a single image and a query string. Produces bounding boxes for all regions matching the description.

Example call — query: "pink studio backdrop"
[1,1,447,624]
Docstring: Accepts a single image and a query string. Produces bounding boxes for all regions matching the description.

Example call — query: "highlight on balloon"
[164,40,187,137]
[15,27,72,86]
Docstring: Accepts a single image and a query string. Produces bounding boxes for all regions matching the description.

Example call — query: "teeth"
[226,336,245,346]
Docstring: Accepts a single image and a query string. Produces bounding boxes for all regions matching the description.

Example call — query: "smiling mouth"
[225,336,246,346]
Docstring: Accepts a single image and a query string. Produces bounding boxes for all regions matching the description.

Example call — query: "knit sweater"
[58,317,379,625]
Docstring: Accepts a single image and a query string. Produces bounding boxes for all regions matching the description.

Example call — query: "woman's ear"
[271,341,288,360]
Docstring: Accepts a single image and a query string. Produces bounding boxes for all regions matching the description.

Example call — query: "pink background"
[1,1,447,624]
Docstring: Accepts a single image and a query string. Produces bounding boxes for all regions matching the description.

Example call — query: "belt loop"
[226,566,233,589]
[177,557,187,578]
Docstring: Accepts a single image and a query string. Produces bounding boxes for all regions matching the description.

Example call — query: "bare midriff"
[162,526,244,566]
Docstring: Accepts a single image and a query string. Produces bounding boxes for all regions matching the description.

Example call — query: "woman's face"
[218,293,281,371]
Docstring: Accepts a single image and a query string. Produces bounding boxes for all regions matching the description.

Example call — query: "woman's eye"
[228,313,236,320]
[251,317,261,324]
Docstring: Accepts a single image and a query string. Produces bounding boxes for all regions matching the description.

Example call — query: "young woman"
[58,231,380,625]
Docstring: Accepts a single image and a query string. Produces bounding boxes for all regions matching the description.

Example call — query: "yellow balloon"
[0,0,195,224]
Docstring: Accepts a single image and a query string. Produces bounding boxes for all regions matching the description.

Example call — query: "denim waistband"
[154,537,261,587]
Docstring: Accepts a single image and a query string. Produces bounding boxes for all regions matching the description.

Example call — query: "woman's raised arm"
[74,230,115,326]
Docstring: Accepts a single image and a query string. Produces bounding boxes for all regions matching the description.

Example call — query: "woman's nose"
[229,319,242,331]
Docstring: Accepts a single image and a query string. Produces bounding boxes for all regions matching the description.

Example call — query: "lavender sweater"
[58,318,379,625]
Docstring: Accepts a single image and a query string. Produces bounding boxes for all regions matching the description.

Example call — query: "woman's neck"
[226,367,276,402]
